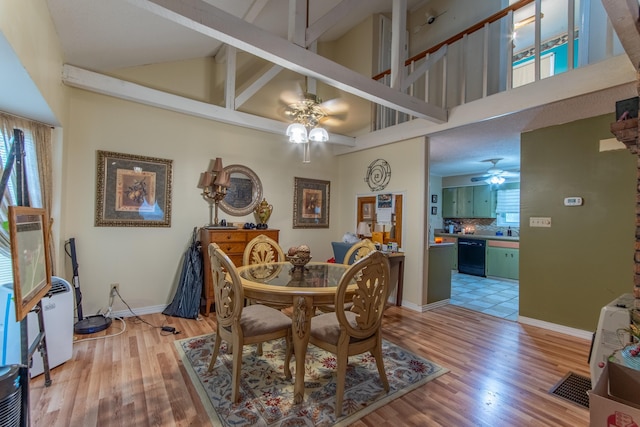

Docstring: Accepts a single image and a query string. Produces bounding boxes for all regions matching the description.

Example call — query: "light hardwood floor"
[29,305,591,426]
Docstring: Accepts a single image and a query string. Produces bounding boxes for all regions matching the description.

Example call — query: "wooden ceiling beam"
[61,64,356,147]
[126,0,448,123]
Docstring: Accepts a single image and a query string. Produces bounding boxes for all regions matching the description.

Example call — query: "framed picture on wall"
[95,150,173,227]
[431,206,437,215]
[431,194,438,203]
[293,177,330,228]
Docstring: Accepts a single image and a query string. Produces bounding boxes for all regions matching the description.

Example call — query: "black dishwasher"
[457,238,486,277]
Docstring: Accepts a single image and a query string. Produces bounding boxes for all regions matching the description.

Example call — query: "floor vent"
[549,372,591,408]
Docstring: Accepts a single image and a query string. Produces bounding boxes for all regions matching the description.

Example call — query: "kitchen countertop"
[435,232,519,242]
[429,242,455,248]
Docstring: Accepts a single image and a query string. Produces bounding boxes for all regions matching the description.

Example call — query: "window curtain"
[0,112,54,270]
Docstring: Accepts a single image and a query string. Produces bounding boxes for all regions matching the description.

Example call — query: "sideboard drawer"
[207,231,246,242]
[215,242,245,254]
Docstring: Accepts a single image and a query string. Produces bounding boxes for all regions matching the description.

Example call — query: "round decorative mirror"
[219,164,263,216]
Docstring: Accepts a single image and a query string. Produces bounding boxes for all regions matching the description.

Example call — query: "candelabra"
[198,157,230,227]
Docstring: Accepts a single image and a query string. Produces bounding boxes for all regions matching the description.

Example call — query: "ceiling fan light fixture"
[308,127,328,142]
[486,176,506,185]
[286,123,308,143]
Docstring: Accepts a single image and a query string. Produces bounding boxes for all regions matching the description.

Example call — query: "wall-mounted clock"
[364,159,391,191]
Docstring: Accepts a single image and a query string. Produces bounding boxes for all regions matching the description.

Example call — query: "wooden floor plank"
[29,305,591,426]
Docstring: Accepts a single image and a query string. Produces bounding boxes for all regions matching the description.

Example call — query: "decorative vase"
[255,198,273,227]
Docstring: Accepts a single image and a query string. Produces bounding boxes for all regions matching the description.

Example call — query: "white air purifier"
[0,277,74,377]
[589,293,634,386]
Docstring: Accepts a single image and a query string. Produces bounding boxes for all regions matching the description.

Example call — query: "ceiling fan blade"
[280,89,303,105]
[319,98,349,115]
[322,111,348,123]
[470,176,488,182]
[500,171,520,177]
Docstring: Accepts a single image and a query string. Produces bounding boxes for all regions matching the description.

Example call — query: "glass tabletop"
[238,262,349,288]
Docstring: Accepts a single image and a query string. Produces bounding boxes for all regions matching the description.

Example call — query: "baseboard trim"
[518,316,593,341]
[111,304,167,319]
[421,299,450,312]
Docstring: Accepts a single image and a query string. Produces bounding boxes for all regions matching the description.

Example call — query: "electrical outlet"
[110,283,119,296]
[529,217,552,227]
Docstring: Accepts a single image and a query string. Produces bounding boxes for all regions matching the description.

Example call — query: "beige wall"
[63,84,342,314]
[337,137,429,308]
[111,58,218,103]
[520,113,636,331]
[0,0,68,125]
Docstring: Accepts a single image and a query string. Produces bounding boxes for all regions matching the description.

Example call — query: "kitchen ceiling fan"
[470,158,520,184]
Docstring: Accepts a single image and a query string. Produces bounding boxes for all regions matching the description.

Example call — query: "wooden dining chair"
[309,250,391,416]
[243,233,290,314]
[207,243,292,403]
[317,238,379,313]
[243,233,285,265]
[342,238,377,264]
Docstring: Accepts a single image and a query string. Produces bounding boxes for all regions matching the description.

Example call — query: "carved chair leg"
[373,337,390,391]
[335,351,348,416]
[208,331,222,372]
[231,337,243,403]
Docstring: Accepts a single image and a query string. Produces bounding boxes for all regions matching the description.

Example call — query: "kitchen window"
[496,189,520,227]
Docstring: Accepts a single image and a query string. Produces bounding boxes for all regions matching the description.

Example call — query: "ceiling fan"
[279,78,348,130]
[470,158,520,184]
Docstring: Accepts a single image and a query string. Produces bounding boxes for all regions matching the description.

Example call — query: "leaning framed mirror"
[219,164,263,216]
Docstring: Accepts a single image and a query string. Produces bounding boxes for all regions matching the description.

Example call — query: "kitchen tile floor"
[449,272,519,321]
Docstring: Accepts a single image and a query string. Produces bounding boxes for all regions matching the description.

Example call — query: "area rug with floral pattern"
[175,333,448,427]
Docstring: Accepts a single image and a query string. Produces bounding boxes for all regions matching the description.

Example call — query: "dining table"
[236,261,354,404]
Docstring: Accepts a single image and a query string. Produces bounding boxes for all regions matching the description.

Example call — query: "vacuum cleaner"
[67,238,112,334]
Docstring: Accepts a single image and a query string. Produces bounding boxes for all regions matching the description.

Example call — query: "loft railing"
[372,0,623,131]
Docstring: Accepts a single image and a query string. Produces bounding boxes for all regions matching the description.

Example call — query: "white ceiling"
[1,1,635,178]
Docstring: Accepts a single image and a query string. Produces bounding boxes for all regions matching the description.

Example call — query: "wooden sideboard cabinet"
[199,228,280,316]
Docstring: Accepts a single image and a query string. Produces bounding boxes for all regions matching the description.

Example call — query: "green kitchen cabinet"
[442,187,457,218]
[473,185,493,218]
[486,247,519,280]
[442,185,495,218]
[456,186,474,218]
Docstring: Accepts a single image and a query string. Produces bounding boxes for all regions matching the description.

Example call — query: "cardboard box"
[589,361,640,427]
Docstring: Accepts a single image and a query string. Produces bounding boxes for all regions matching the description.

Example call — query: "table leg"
[291,295,314,404]
[395,257,404,306]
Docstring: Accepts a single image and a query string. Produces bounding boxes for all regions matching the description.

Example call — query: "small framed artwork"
[95,150,173,227]
[431,194,438,203]
[8,206,52,322]
[293,177,330,228]
[431,206,438,215]
[362,202,374,220]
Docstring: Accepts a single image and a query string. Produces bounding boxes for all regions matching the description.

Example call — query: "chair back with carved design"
[243,234,285,266]
[309,250,391,416]
[335,250,390,338]
[343,238,377,265]
[207,242,293,403]
[209,243,244,330]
